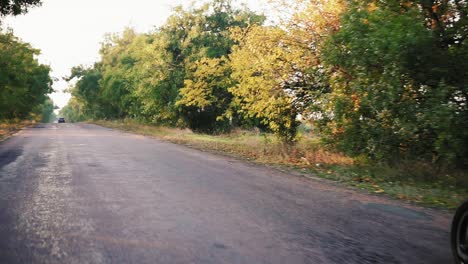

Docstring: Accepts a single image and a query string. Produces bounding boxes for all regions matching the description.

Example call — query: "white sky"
[3,0,270,109]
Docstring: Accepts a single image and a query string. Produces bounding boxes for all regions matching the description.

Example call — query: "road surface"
[0,123,452,263]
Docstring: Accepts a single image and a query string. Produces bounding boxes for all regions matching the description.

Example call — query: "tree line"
[62,0,467,168]
[0,0,55,122]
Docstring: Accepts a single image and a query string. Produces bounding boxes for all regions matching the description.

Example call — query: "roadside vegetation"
[0,119,36,141]
[61,0,467,209]
[0,0,55,131]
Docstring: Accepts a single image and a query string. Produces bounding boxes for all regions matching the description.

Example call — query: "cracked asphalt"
[0,123,453,263]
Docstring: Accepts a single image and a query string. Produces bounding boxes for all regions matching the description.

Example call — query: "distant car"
[452,200,468,264]
[58,117,66,123]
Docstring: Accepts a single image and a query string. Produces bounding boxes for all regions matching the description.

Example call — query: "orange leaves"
[403,1,415,8]
[351,93,360,112]
[367,2,377,12]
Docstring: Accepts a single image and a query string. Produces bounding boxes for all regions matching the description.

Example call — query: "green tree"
[175,0,265,132]
[66,64,103,119]
[0,28,52,120]
[120,30,180,124]
[36,96,56,123]
[64,0,264,131]
[59,97,87,122]
[321,0,468,167]
[98,28,142,118]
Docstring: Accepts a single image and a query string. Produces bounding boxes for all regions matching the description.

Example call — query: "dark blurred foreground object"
[58,117,65,123]
[452,201,468,263]
[0,0,42,16]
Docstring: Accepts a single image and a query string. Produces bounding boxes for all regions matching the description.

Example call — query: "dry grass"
[93,119,353,168]
[0,119,36,141]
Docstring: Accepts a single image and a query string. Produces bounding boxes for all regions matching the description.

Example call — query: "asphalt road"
[0,123,453,264]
